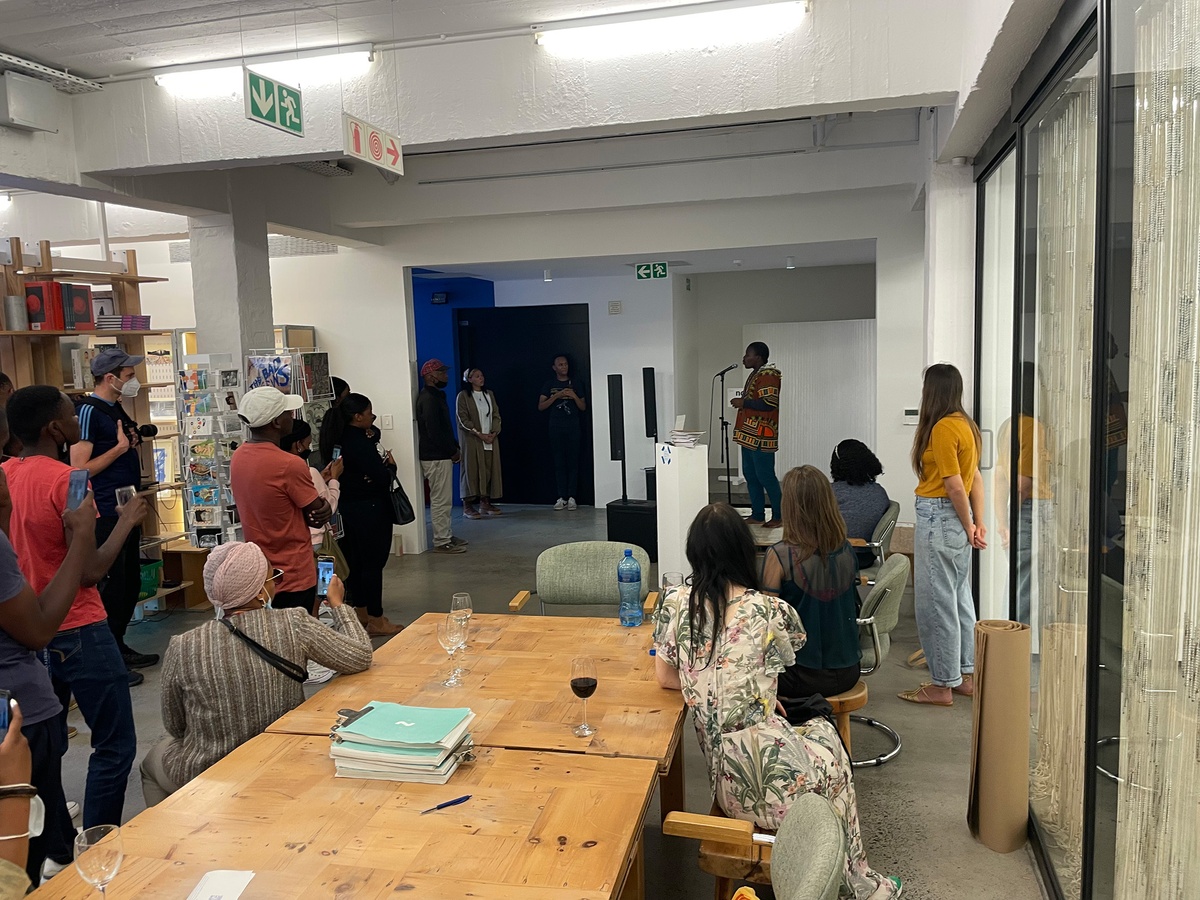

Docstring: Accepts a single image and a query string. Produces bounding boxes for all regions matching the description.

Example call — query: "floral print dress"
[654,587,897,900]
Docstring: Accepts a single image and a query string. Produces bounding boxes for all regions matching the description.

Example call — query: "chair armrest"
[643,591,659,615]
[848,538,868,547]
[662,812,754,844]
[856,617,883,676]
[508,590,532,612]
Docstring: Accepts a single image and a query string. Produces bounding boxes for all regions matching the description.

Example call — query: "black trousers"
[340,495,394,618]
[25,716,75,880]
[548,418,581,500]
[273,586,317,615]
[779,663,861,700]
[95,517,142,653]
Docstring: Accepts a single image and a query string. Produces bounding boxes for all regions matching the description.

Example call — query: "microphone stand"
[718,368,733,505]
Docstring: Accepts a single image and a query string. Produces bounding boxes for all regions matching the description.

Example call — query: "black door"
[455,305,594,506]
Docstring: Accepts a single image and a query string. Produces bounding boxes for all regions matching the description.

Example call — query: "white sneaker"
[305,661,336,685]
[554,498,566,510]
[66,800,80,819]
[567,497,578,510]
[41,856,69,882]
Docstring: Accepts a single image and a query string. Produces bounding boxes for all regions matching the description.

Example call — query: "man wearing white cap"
[229,388,332,613]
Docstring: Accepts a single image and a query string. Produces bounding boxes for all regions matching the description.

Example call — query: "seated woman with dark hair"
[653,503,899,900]
[762,465,864,699]
[830,439,891,571]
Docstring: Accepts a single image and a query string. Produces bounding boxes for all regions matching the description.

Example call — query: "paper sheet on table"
[186,870,255,900]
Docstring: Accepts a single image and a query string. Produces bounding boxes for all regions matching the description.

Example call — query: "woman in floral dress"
[654,503,900,900]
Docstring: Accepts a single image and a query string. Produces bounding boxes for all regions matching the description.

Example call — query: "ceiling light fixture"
[151,44,373,98]
[785,256,795,269]
[533,0,806,59]
[544,269,553,282]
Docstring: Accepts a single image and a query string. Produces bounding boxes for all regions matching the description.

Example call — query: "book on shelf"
[70,348,99,390]
[63,283,95,330]
[24,281,64,331]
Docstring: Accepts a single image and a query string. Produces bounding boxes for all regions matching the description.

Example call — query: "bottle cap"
[624,549,633,556]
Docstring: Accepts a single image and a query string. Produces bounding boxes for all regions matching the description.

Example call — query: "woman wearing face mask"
[139,542,372,807]
[280,419,344,551]
[319,393,403,637]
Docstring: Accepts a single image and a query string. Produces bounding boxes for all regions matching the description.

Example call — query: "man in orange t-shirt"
[229,387,332,614]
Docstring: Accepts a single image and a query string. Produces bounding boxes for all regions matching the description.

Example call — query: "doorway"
[455,304,595,506]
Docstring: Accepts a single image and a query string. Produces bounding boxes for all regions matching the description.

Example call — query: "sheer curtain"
[1116,0,1200,895]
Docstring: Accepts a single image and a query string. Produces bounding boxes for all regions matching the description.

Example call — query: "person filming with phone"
[70,347,158,683]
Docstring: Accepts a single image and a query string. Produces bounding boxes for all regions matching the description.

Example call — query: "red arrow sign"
[386,138,399,167]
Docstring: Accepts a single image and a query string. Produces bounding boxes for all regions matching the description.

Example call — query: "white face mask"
[119,376,141,398]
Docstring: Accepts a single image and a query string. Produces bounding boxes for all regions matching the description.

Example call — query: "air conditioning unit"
[0,72,60,133]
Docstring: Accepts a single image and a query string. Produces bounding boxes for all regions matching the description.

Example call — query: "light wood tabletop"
[32,732,659,900]
[267,613,688,816]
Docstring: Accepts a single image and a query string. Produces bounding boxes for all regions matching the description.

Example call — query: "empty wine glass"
[74,824,123,896]
[437,615,466,687]
[570,657,598,738]
[450,593,473,675]
[660,572,684,611]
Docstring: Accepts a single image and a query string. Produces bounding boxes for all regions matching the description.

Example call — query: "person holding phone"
[70,347,158,683]
[2,386,148,844]
[140,542,371,806]
[0,699,34,896]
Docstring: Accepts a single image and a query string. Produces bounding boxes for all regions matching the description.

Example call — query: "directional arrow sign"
[343,113,404,176]
[635,264,653,280]
[244,69,303,136]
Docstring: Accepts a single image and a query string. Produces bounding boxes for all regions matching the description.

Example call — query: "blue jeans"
[44,621,136,827]
[741,446,782,521]
[913,497,975,688]
[1014,499,1053,625]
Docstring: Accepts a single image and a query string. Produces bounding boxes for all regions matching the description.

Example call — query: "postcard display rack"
[178,356,245,549]
[246,347,335,442]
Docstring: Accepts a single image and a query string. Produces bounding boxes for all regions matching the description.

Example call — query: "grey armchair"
[772,794,847,900]
[858,500,900,585]
[851,552,910,767]
[509,541,657,615]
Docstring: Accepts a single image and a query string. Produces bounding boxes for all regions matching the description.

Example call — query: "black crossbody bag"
[219,618,307,683]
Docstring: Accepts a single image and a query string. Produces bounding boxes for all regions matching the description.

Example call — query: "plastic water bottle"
[618,549,643,627]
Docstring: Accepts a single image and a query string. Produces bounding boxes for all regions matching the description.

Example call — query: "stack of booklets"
[96,315,151,330]
[667,430,705,447]
[329,702,474,784]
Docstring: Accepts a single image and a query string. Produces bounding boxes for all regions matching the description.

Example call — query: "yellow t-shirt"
[915,413,980,498]
[1017,415,1053,500]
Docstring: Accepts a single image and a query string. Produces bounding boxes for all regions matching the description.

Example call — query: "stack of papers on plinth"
[329,702,474,784]
[667,431,705,447]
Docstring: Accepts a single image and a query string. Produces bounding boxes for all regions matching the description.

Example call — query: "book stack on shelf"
[179,360,245,549]
[329,703,475,784]
[97,314,151,331]
[24,281,97,331]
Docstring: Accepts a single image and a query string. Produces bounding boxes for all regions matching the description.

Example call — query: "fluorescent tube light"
[153,45,372,98]
[534,1,806,59]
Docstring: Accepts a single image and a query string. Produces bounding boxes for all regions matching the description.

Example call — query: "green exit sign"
[636,261,669,280]
[244,69,304,136]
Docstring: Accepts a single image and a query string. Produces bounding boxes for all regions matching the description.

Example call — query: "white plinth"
[656,443,710,582]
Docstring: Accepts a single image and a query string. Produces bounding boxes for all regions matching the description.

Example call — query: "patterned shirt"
[733,364,782,452]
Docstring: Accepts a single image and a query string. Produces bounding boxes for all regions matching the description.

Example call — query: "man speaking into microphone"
[730,341,782,527]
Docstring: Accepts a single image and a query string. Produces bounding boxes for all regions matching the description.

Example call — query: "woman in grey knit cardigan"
[139,542,373,805]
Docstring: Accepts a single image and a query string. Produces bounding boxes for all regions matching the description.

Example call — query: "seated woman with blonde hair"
[140,542,373,805]
[654,503,899,899]
[762,465,863,700]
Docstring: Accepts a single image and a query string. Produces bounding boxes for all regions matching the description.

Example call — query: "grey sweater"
[160,605,372,786]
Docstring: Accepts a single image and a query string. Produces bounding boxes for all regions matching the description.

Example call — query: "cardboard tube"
[967,619,1032,853]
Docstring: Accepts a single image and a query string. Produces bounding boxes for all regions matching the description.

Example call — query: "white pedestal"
[656,443,710,582]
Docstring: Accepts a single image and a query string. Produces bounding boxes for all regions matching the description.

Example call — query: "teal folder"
[334,703,474,750]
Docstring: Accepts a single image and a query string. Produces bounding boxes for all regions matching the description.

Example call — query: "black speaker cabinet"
[643,367,657,439]
[607,373,625,461]
[606,499,658,561]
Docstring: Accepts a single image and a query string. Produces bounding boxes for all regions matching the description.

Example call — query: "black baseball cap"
[90,347,144,378]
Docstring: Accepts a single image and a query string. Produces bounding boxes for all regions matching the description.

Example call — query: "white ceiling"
[0,0,715,78]
[417,239,877,282]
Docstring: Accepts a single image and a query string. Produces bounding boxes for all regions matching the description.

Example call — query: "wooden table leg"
[618,832,645,900]
[659,737,685,824]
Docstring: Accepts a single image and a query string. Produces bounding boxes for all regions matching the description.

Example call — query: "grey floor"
[63,504,1046,900]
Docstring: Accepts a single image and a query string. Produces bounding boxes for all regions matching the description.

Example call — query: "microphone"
[714,363,738,377]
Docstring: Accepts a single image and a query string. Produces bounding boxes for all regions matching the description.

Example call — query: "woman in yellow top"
[900,364,986,706]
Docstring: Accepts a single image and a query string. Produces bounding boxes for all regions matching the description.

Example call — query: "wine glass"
[74,824,123,895]
[450,593,473,675]
[570,657,598,738]
[437,615,466,687]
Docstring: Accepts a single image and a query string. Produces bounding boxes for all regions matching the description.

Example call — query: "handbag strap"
[219,618,308,683]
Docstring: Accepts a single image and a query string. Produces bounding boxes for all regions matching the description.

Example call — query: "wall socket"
[381,415,394,430]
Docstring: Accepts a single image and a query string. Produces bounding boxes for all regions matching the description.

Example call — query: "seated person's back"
[829,439,890,570]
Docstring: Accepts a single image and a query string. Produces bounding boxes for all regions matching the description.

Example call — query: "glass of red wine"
[570,657,597,737]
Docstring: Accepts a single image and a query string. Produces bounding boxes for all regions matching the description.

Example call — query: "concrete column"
[188,174,274,363]
[923,160,978,400]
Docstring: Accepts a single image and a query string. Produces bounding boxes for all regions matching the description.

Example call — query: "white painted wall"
[672,273,700,432]
[493,276,674,505]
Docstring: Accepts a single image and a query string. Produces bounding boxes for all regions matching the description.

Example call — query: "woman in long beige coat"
[456,368,503,518]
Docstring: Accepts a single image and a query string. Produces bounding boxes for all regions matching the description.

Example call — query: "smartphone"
[316,555,335,599]
[0,690,11,732]
[114,485,137,509]
[331,446,342,461]
[66,469,90,511]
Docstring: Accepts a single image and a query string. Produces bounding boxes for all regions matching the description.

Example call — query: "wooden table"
[268,613,688,817]
[33,733,659,900]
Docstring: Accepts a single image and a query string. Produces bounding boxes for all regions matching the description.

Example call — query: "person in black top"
[319,393,403,637]
[70,347,157,681]
[415,359,465,554]
[537,354,587,510]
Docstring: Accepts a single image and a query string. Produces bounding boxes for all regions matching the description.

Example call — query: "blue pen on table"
[420,794,472,815]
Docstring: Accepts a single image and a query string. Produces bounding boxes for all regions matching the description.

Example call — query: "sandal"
[952,674,974,697]
[897,683,953,706]
[906,648,927,669]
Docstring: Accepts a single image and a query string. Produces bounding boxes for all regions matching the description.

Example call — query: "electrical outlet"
[382,415,394,430]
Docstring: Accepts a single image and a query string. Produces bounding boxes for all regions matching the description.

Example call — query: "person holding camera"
[70,348,157,683]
